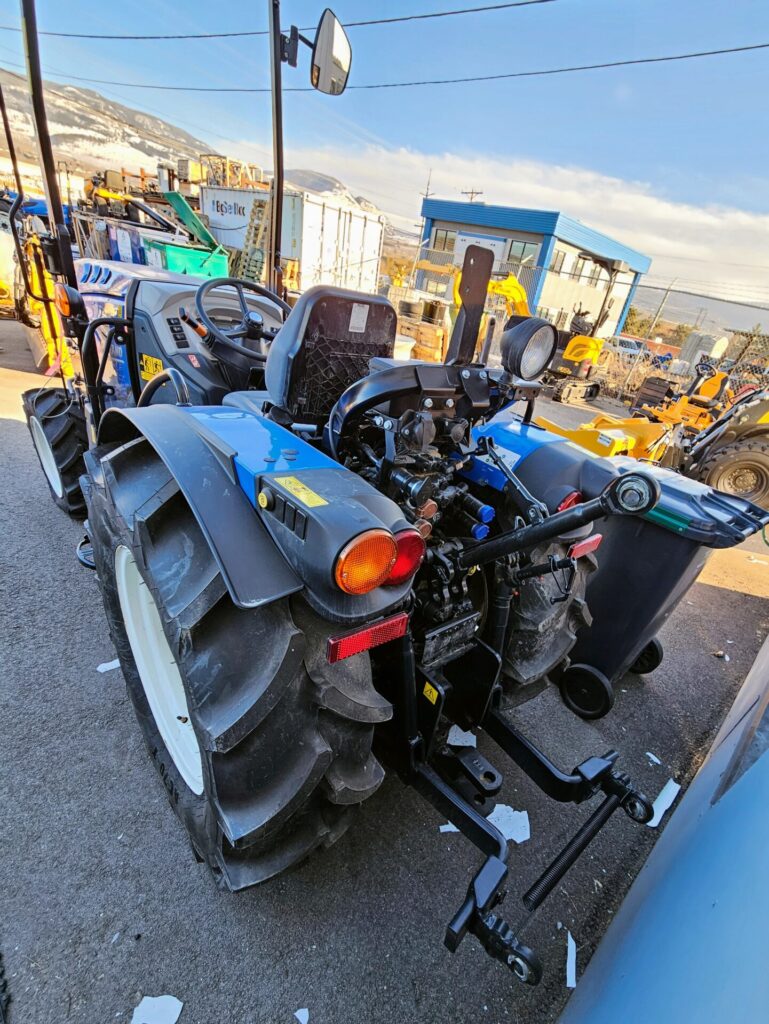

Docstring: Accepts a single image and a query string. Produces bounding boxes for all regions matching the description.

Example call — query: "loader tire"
[22,386,87,517]
[82,436,392,890]
[697,438,769,510]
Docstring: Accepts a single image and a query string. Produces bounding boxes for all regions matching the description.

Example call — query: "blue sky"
[1,0,768,300]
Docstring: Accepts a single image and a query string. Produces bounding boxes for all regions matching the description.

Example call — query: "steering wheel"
[695,360,717,379]
[194,277,292,360]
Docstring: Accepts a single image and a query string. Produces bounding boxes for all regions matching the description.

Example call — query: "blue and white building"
[419,198,651,337]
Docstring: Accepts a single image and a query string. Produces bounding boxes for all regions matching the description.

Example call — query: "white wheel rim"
[30,414,64,498]
[115,545,204,794]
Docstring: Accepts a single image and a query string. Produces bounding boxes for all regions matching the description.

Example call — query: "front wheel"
[697,438,769,510]
[22,387,88,517]
[83,436,392,889]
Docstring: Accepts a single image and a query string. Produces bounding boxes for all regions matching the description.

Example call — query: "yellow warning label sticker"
[139,353,164,381]
[423,682,439,705]
[273,475,328,508]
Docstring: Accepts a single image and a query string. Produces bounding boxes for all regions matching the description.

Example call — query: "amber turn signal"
[334,529,398,595]
[54,282,71,317]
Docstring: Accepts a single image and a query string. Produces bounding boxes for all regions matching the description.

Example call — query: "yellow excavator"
[452,270,605,401]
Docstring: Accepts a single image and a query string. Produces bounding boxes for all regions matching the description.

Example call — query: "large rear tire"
[22,387,88,517]
[83,436,392,889]
[697,438,769,510]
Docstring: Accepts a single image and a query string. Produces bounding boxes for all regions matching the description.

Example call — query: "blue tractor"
[12,0,769,987]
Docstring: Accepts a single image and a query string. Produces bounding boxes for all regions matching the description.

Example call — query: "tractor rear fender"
[96,404,413,621]
[97,404,301,610]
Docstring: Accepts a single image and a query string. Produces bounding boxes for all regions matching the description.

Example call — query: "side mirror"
[499,317,558,380]
[311,9,352,95]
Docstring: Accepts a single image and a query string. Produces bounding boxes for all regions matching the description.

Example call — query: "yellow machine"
[453,271,605,400]
[638,370,731,433]
[537,367,733,460]
[452,269,531,320]
[15,230,72,376]
[536,366,729,458]
[535,409,671,459]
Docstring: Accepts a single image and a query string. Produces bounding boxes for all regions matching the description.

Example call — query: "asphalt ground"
[1,318,767,1024]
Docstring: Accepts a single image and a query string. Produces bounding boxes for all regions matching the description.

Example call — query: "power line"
[4,41,766,93]
[0,1,561,41]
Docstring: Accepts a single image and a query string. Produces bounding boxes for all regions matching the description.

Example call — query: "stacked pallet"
[397,318,447,362]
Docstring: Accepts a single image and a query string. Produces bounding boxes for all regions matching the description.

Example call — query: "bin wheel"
[630,637,664,675]
[559,665,614,720]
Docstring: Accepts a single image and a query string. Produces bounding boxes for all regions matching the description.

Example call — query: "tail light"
[334,529,397,595]
[384,529,426,587]
[568,533,602,559]
[327,612,409,663]
[557,490,583,512]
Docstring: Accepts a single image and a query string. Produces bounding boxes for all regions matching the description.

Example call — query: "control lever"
[457,472,661,569]
[179,305,208,339]
[476,435,547,523]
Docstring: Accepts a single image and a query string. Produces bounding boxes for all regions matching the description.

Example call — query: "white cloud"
[235,139,769,306]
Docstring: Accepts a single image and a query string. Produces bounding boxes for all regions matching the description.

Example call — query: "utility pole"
[409,170,434,288]
[267,0,284,295]
[461,188,484,202]
[645,279,676,339]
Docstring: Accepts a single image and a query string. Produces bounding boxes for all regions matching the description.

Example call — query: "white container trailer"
[200,186,385,293]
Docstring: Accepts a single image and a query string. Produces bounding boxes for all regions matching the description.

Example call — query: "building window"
[573,256,589,282]
[550,250,566,274]
[433,229,457,252]
[508,239,539,265]
[424,277,447,296]
[587,264,602,287]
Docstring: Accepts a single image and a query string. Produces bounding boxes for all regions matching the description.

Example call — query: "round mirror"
[311,9,352,95]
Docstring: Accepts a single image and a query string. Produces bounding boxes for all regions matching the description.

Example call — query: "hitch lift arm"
[390,634,653,985]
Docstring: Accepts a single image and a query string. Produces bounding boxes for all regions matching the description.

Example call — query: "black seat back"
[265,286,396,422]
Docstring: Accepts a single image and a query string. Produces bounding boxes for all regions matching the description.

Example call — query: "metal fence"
[595,334,769,405]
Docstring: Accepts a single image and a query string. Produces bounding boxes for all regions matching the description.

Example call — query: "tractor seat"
[264,285,397,424]
[688,394,720,409]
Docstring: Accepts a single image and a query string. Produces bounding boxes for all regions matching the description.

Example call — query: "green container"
[143,238,228,278]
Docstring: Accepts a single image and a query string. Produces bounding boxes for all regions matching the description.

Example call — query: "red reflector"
[557,490,583,512]
[568,533,603,559]
[327,612,409,664]
[385,529,426,586]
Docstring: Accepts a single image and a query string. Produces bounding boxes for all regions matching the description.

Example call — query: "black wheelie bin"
[560,457,769,718]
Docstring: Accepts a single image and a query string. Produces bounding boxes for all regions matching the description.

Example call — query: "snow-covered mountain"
[0,67,208,174]
[0,70,416,247]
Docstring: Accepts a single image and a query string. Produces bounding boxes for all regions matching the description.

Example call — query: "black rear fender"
[94,404,413,621]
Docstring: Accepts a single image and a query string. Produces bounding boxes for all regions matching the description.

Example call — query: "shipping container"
[200,186,385,294]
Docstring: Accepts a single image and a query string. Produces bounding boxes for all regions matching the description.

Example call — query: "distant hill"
[0,67,211,175]
[0,72,408,229]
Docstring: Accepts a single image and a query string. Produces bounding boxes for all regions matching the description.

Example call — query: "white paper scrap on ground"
[647,779,682,828]
[97,659,120,673]
[645,751,661,765]
[447,725,477,748]
[566,931,577,988]
[294,1011,310,1024]
[488,804,530,844]
[130,995,183,1024]
[440,804,530,841]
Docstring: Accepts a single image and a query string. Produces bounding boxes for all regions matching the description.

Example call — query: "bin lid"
[612,456,769,548]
